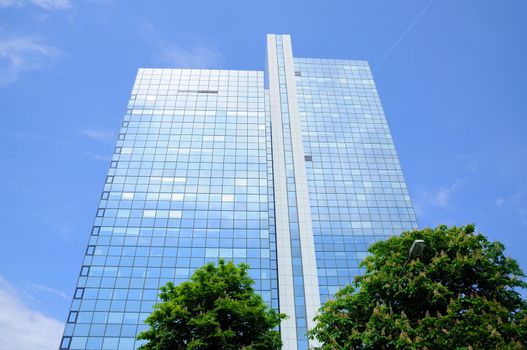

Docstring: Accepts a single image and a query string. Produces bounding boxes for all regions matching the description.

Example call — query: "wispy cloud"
[85,151,112,161]
[0,0,23,6]
[28,283,70,301]
[0,0,70,10]
[79,127,115,161]
[0,129,70,146]
[420,179,464,209]
[496,186,527,226]
[78,126,116,142]
[0,36,60,86]
[40,214,74,241]
[413,179,465,220]
[161,43,223,68]
[0,276,63,350]
[495,197,505,207]
[31,0,70,10]
[140,21,222,68]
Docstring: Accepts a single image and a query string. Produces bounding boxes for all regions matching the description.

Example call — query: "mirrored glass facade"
[61,35,417,350]
[294,57,417,304]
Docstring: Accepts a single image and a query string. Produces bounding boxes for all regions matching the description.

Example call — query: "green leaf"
[309,225,527,350]
[137,259,286,350]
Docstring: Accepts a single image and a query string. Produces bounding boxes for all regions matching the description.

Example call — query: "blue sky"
[1,0,526,348]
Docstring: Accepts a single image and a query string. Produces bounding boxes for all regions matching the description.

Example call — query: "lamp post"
[389,240,426,310]
[401,239,426,270]
[408,239,426,259]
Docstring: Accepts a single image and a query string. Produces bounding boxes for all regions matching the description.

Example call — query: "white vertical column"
[267,34,297,350]
[281,35,321,349]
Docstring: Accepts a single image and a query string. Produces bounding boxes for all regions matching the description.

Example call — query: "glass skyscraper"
[60,34,417,350]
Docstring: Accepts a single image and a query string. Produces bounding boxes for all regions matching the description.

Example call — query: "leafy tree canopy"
[309,225,527,349]
[137,259,285,350]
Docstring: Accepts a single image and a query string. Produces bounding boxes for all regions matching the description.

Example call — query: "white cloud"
[161,43,222,68]
[0,0,70,10]
[140,21,222,68]
[29,283,70,301]
[79,127,115,142]
[496,187,527,226]
[85,151,112,161]
[413,179,465,220]
[31,0,70,9]
[0,36,60,86]
[0,0,23,6]
[0,129,69,146]
[420,179,464,209]
[0,276,64,350]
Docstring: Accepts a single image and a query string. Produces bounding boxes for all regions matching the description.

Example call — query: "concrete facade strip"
[281,35,322,347]
[266,34,297,350]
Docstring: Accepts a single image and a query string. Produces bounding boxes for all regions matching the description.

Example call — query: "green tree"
[309,225,527,349]
[137,259,286,350]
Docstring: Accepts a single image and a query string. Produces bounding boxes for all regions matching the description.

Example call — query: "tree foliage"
[309,225,527,349]
[137,259,285,350]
